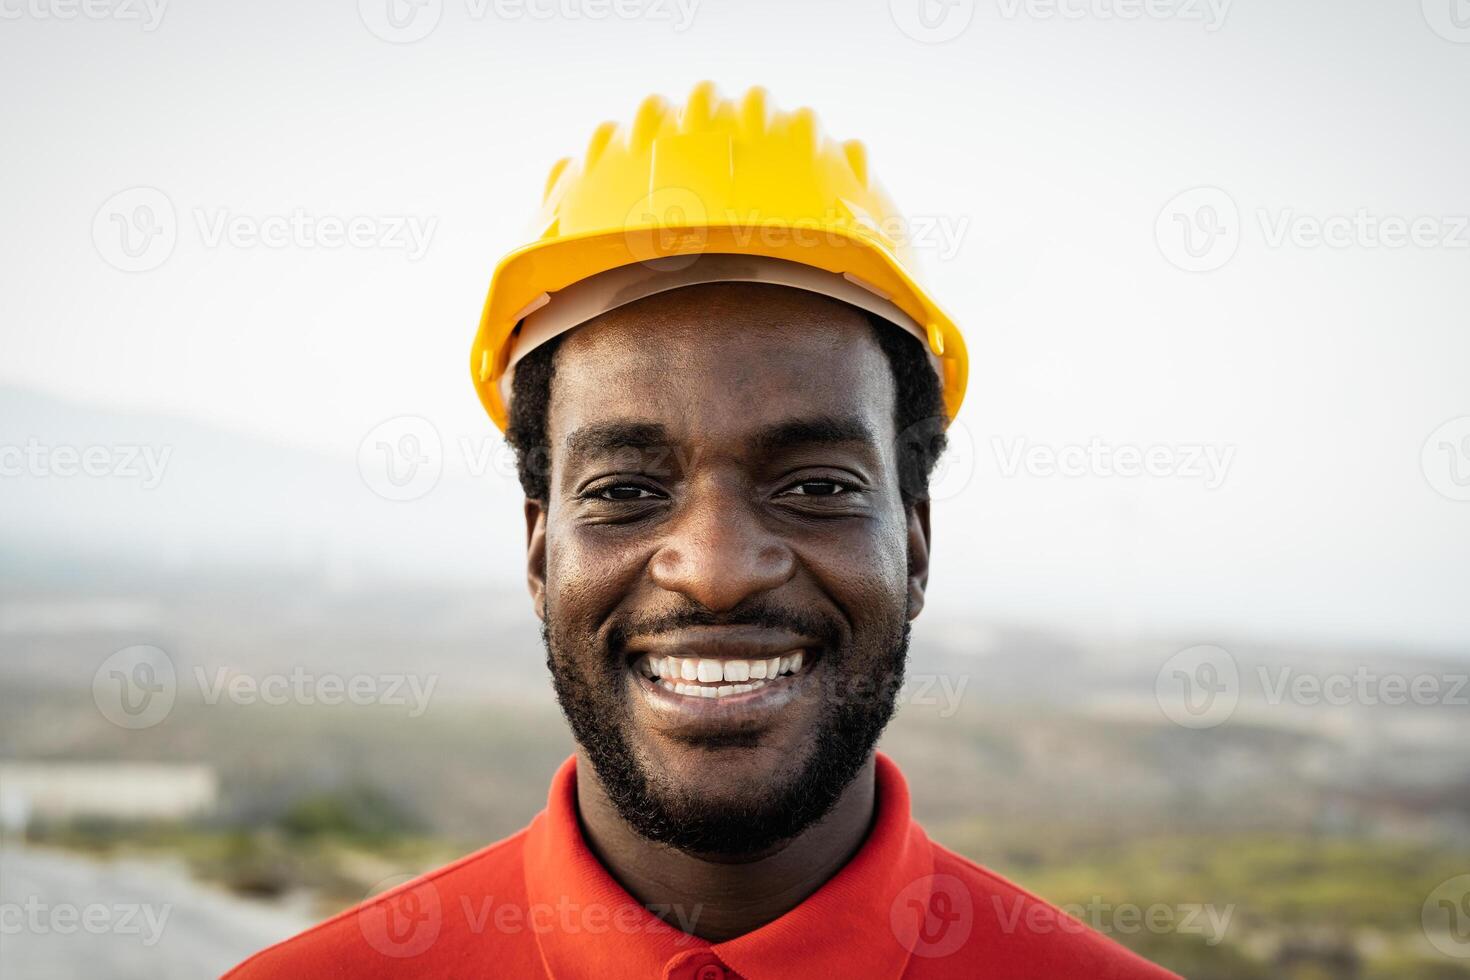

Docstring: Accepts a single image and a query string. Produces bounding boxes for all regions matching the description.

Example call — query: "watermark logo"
[891,874,974,958]
[890,0,976,43]
[359,416,443,502]
[1422,416,1470,502]
[1424,874,1470,958]
[1422,0,1470,42]
[623,187,710,271]
[93,645,177,730]
[93,187,177,273]
[359,874,443,958]
[359,0,443,42]
[1155,644,1238,729]
[1156,186,1239,272]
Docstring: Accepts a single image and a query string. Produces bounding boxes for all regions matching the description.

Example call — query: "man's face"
[524,283,930,855]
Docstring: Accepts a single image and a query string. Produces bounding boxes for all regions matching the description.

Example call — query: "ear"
[524,498,548,622]
[905,499,931,621]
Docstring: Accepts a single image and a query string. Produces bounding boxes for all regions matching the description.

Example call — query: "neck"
[573,752,878,943]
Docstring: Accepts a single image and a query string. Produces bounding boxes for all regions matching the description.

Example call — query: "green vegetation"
[276,784,423,842]
[967,832,1470,979]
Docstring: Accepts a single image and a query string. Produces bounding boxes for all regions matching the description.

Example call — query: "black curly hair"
[505,310,948,508]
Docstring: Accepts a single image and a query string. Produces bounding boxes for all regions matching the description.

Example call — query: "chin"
[646,737,809,806]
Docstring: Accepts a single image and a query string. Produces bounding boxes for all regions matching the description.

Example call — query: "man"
[228,83,1175,979]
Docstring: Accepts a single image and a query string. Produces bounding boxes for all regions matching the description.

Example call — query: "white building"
[0,762,218,831]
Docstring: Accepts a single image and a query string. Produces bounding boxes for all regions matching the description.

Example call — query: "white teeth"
[663,677,770,698]
[638,651,808,696]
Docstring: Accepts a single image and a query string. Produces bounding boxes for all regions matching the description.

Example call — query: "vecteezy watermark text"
[994,895,1235,946]
[0,440,172,489]
[0,0,167,30]
[93,187,437,272]
[1157,186,1470,272]
[358,0,699,44]
[92,645,440,729]
[194,667,438,718]
[992,437,1236,489]
[193,209,436,260]
[356,874,703,958]
[1258,665,1468,708]
[0,898,171,946]
[995,0,1230,30]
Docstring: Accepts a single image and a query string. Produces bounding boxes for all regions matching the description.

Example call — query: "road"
[0,844,312,979]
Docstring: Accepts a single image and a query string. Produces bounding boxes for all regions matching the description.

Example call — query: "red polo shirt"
[226,754,1176,979]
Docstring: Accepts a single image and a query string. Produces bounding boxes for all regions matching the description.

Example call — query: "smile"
[634,651,806,699]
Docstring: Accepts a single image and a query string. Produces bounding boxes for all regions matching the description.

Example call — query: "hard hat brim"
[470,225,967,431]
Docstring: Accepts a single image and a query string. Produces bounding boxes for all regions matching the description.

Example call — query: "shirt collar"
[522,752,932,980]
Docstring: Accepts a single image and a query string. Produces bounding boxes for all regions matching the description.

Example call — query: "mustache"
[607,600,842,654]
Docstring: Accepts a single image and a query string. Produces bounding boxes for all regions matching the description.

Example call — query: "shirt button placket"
[663,950,736,980]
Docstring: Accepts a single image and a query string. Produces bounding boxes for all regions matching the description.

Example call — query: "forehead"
[545,283,896,454]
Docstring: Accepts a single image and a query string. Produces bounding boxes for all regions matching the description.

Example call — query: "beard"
[544,596,910,858]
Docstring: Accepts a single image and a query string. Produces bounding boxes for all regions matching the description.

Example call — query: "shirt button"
[695,967,725,980]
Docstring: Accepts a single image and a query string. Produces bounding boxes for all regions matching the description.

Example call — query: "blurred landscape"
[3,385,1468,979]
[6,0,1470,975]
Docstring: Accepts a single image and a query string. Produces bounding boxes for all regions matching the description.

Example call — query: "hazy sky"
[3,0,1468,650]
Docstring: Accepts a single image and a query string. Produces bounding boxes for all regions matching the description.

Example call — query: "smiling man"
[228,84,1174,979]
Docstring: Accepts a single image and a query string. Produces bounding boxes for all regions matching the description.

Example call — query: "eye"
[783,479,851,497]
[593,484,661,501]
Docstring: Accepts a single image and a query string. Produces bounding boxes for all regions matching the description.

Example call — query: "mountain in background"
[0,385,510,591]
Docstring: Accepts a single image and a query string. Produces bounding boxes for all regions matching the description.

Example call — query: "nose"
[648,481,796,613]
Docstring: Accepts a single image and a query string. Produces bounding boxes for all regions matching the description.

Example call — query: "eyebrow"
[751,415,879,457]
[561,414,879,467]
[563,421,672,462]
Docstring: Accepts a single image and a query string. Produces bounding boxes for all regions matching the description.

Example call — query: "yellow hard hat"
[470,81,968,430]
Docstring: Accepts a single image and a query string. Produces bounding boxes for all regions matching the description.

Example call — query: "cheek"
[796,516,912,629]
[544,523,650,633]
